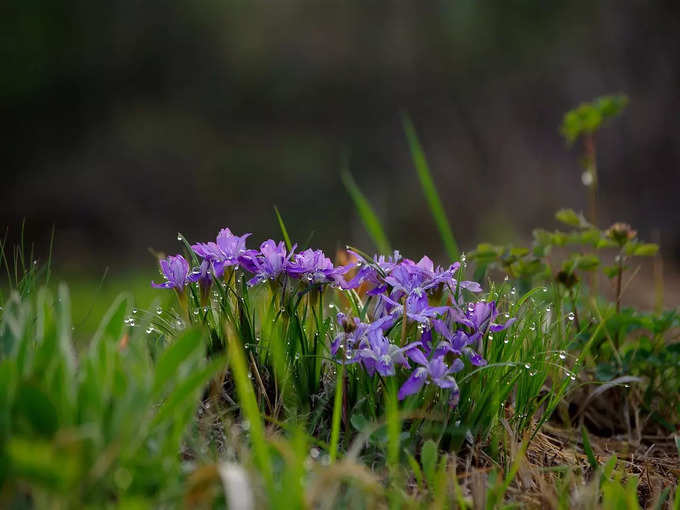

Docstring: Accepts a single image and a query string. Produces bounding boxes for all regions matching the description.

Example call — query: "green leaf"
[560,94,628,144]
[402,115,459,261]
[603,265,619,279]
[597,238,618,249]
[341,169,391,254]
[152,356,224,427]
[90,293,130,353]
[350,413,368,432]
[633,243,659,257]
[153,329,204,395]
[13,382,58,437]
[405,450,424,489]
[575,254,600,271]
[581,426,598,470]
[555,209,590,229]
[420,439,438,486]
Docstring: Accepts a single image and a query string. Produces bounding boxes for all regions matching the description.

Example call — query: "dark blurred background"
[2,1,680,280]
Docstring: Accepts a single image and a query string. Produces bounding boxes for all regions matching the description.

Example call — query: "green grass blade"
[385,378,400,468]
[402,114,460,261]
[274,205,293,252]
[341,169,391,254]
[329,363,344,463]
[227,335,273,489]
[581,426,598,470]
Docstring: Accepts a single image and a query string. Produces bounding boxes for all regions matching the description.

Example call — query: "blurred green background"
[2,1,679,319]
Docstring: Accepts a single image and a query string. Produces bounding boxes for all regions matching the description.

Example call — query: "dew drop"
[559,351,567,360]
[309,447,320,459]
[524,363,531,370]
[568,312,575,321]
[510,287,517,296]
[177,233,182,241]
[581,171,593,186]
[542,287,548,293]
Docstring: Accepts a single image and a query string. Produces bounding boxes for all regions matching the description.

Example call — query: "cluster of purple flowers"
[152,228,351,293]
[152,228,515,405]
[331,251,515,404]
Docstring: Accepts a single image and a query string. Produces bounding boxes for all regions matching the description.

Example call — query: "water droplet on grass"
[568,312,575,321]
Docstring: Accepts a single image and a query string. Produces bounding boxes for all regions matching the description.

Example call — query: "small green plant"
[560,94,628,225]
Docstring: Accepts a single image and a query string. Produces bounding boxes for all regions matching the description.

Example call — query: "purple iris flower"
[331,313,395,356]
[451,301,516,336]
[381,292,449,326]
[355,329,414,376]
[342,250,402,293]
[152,254,191,290]
[433,319,486,366]
[287,248,350,286]
[192,228,254,277]
[242,240,296,286]
[188,259,213,304]
[188,259,211,286]
[385,257,482,299]
[398,350,464,400]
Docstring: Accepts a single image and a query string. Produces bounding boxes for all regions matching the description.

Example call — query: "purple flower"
[432,319,486,366]
[192,228,254,277]
[451,301,516,335]
[354,329,415,376]
[342,250,402,293]
[380,292,449,326]
[330,313,395,357]
[152,255,191,290]
[188,259,211,286]
[398,351,463,400]
[287,248,350,286]
[188,259,212,304]
[242,240,296,286]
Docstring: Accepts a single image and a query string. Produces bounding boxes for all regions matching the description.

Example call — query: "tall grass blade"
[329,363,344,463]
[341,169,391,254]
[274,205,293,252]
[402,114,460,261]
[227,335,273,490]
